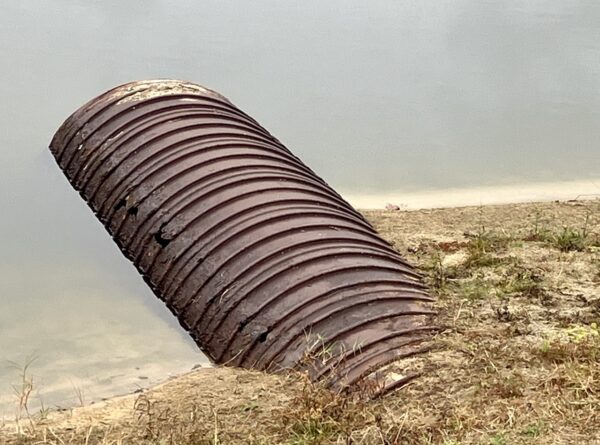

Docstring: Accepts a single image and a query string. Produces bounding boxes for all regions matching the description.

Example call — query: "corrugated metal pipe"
[49,80,436,395]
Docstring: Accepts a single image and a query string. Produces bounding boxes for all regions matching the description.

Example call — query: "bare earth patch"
[2,200,599,445]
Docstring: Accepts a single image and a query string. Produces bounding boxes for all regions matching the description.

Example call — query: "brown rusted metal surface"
[49,80,436,394]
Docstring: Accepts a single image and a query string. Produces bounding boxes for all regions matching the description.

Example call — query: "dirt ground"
[2,199,599,445]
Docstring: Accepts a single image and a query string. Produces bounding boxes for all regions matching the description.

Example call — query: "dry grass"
[2,200,599,445]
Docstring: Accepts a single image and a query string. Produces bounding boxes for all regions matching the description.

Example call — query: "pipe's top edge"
[107,79,231,105]
[47,78,232,160]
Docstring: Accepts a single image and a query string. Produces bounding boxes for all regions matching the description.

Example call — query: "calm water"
[1,0,599,416]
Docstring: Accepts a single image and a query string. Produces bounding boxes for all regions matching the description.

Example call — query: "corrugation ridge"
[71,104,271,186]
[309,333,429,381]
[111,163,340,245]
[85,121,284,203]
[148,194,383,287]
[154,206,374,301]
[312,326,435,381]
[222,290,433,365]
[106,135,334,212]
[90,132,324,217]
[242,292,434,368]
[52,81,166,162]
[255,277,434,367]
[169,223,398,325]
[255,284,434,370]
[313,320,436,379]
[176,230,408,305]
[101,154,324,226]
[172,235,408,322]
[57,80,242,152]
[65,101,264,176]
[300,328,431,384]
[209,262,428,360]
[333,343,434,390]
[74,112,369,224]
[109,145,336,245]
[173,245,383,319]
[149,191,390,284]
[59,90,236,169]
[161,213,395,310]
[201,250,423,338]
[151,202,381,295]
[127,175,371,265]
[163,217,404,311]
[77,120,318,193]
[101,150,332,222]
[129,184,372,270]
[92,87,291,154]
[177,242,414,326]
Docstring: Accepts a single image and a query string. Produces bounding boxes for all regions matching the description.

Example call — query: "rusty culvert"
[49,80,436,395]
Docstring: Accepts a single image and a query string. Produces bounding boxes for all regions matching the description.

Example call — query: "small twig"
[213,408,219,444]
[84,425,94,445]
[48,427,66,445]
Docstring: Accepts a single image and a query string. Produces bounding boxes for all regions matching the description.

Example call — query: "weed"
[426,251,447,292]
[37,406,50,422]
[280,375,367,445]
[553,226,588,252]
[594,258,600,282]
[463,232,511,269]
[488,433,507,445]
[538,212,598,252]
[521,421,544,438]
[460,277,491,301]
[70,381,85,407]
[498,264,545,299]
[421,251,469,298]
[524,210,552,242]
[133,394,213,444]
[536,333,599,364]
[7,355,38,435]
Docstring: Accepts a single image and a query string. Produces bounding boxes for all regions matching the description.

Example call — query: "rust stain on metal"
[49,80,436,395]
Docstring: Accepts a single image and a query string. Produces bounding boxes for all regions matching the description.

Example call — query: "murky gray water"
[1,0,599,417]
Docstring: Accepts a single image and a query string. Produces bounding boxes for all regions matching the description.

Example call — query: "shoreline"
[344,177,600,210]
